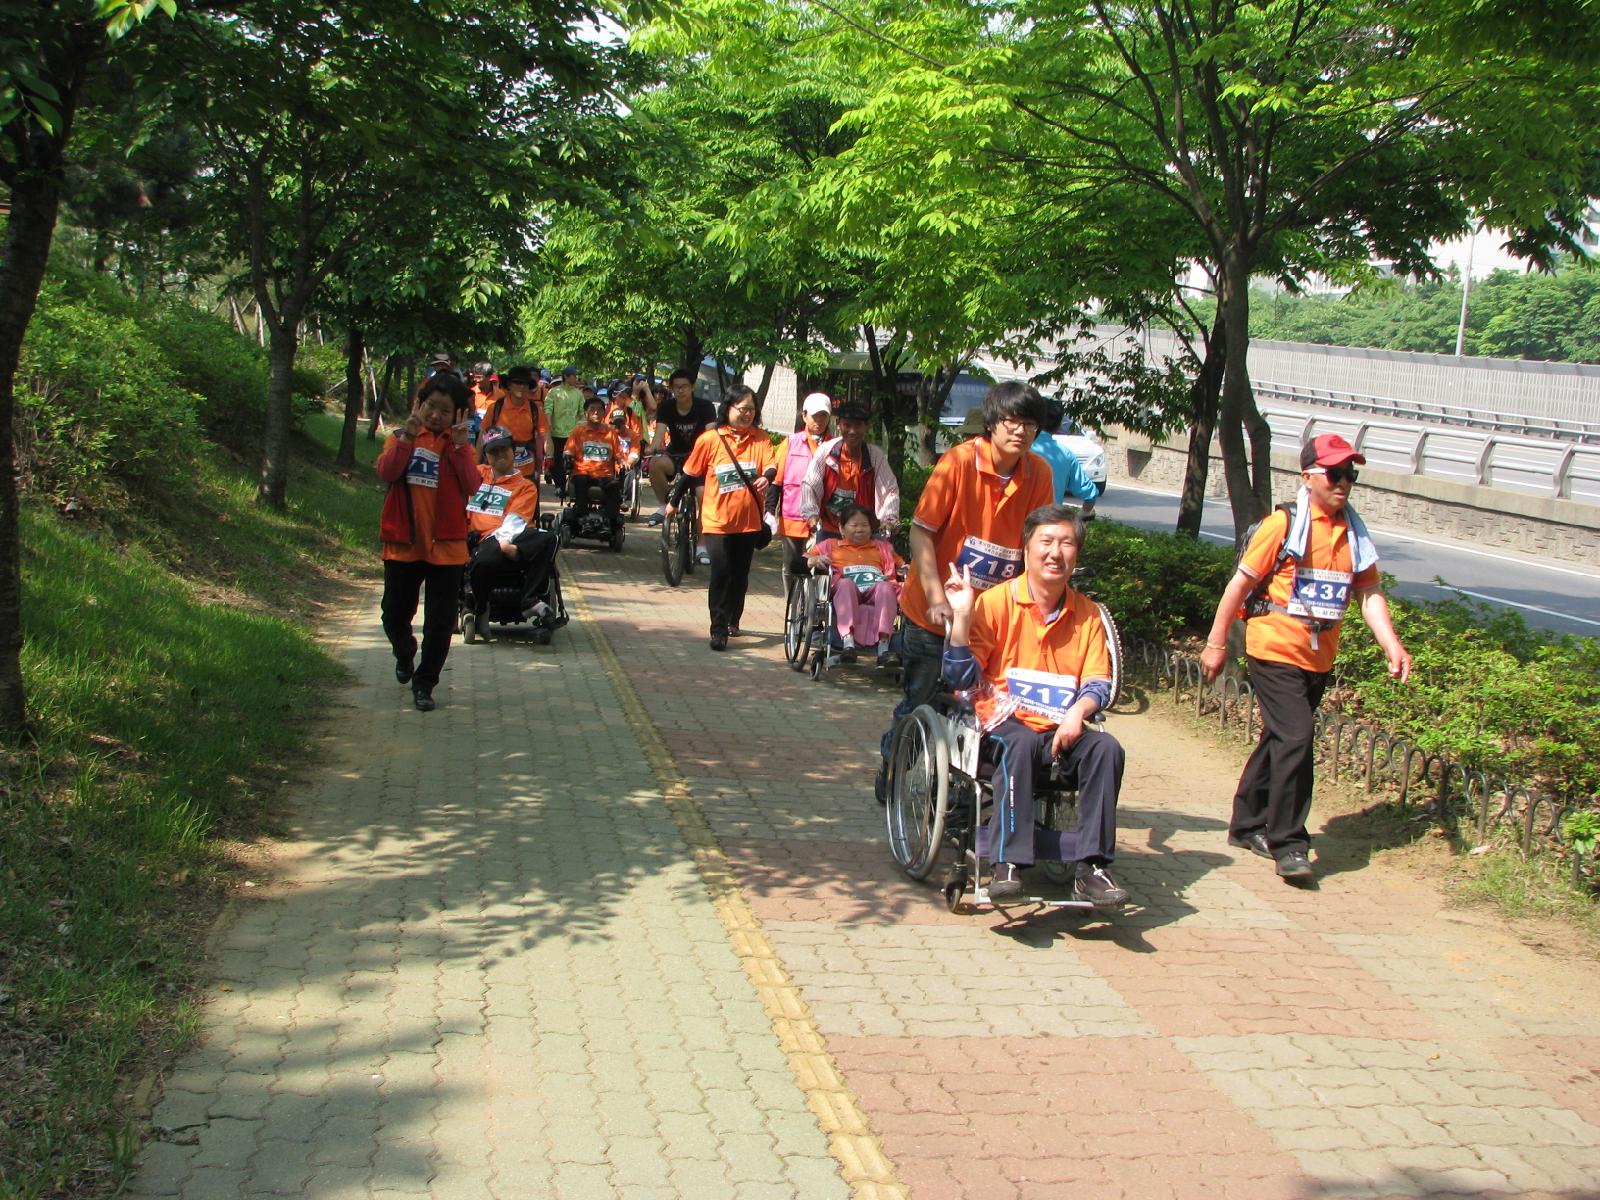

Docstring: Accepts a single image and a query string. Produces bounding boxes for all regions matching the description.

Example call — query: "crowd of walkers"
[377,358,1412,886]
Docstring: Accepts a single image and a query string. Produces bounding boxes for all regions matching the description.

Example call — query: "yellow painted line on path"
[565,575,909,1200]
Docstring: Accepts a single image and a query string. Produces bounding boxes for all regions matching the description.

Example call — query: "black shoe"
[839,645,859,663]
[988,863,1023,901]
[1275,852,1314,879]
[395,660,415,685]
[874,762,888,806]
[473,611,493,641]
[1228,832,1273,860]
[1074,863,1130,907]
[709,631,729,651]
[412,688,435,712]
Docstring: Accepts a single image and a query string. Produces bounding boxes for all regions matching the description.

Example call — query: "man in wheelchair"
[942,503,1129,906]
[466,427,559,638]
[562,395,626,531]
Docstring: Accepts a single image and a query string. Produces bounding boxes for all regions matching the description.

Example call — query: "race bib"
[842,564,886,589]
[405,447,440,488]
[580,440,613,464]
[1003,667,1080,722]
[826,487,857,518]
[1287,567,1353,622]
[714,461,758,495]
[467,484,511,516]
[955,536,1022,591]
[512,444,534,468]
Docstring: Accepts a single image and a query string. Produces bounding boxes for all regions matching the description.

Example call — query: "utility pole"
[1454,226,1477,358]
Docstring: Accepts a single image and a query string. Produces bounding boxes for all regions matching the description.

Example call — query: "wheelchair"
[884,599,1124,914]
[557,474,626,552]
[459,527,569,646]
[782,550,905,682]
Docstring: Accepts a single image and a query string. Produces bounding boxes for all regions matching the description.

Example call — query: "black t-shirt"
[660,398,718,458]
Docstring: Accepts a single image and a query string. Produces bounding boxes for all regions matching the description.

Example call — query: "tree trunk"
[1176,313,1227,538]
[336,323,363,468]
[256,314,301,508]
[1215,252,1270,538]
[0,164,70,737]
[753,361,776,411]
[680,327,703,379]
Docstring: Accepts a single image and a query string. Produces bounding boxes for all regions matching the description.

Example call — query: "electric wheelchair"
[459,524,569,646]
[883,594,1124,914]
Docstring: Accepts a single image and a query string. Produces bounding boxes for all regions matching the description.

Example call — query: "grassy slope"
[0,413,380,1199]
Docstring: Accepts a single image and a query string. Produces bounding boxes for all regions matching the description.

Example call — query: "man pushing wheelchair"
[942,503,1129,906]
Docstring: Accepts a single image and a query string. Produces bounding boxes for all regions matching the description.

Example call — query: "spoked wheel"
[661,512,686,587]
[1097,602,1124,710]
[783,582,812,670]
[885,705,950,881]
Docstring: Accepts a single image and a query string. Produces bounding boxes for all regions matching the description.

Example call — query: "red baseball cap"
[1300,433,1366,470]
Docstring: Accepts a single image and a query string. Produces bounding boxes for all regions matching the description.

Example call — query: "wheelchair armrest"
[931,691,978,724]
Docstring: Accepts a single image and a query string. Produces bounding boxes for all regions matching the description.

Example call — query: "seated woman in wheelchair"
[805,504,905,666]
[466,427,559,639]
[562,395,625,527]
[943,503,1130,906]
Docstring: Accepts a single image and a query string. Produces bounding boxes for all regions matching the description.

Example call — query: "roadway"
[1094,482,1600,638]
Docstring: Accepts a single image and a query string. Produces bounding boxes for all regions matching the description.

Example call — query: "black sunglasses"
[1323,465,1359,485]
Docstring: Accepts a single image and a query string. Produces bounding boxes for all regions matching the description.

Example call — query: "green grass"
[0,410,381,1198]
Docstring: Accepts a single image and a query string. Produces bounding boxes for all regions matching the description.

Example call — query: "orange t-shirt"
[682,425,777,534]
[902,438,1056,634]
[1240,507,1379,673]
[566,421,624,479]
[818,444,868,535]
[381,429,470,566]
[967,576,1112,732]
[607,405,644,464]
[811,539,904,589]
[475,383,501,416]
[466,464,540,537]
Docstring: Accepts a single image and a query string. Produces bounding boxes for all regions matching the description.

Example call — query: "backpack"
[1237,502,1296,620]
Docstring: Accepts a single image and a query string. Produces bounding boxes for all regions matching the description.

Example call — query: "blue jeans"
[880,620,947,762]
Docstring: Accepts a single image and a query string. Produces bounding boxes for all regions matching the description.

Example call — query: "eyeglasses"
[1309,465,1359,485]
[995,416,1040,434]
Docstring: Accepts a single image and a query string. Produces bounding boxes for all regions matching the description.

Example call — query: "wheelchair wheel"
[886,704,950,881]
[809,595,835,681]
[783,581,811,670]
[661,513,685,587]
[1096,602,1124,710]
[460,596,476,644]
[609,523,626,553]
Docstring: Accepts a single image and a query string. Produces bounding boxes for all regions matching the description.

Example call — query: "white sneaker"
[695,547,712,565]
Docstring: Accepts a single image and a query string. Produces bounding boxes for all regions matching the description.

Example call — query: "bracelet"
[1205,641,1227,651]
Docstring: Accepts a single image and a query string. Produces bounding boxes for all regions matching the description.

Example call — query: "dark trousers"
[1231,657,1330,857]
[880,620,946,760]
[570,475,622,524]
[981,718,1123,866]
[549,434,568,494]
[469,529,557,616]
[381,559,463,692]
[704,531,763,634]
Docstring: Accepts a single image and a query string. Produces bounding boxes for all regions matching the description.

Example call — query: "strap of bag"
[714,428,764,506]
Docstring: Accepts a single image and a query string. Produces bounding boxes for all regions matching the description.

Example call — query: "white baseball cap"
[801,392,833,417]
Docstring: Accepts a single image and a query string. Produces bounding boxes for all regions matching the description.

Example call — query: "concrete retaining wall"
[1106,427,1600,568]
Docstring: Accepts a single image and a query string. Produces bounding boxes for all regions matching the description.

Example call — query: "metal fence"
[1123,636,1593,882]
[1258,403,1600,503]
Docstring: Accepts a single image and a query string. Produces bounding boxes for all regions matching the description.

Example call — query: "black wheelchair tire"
[885,705,950,881]
[783,582,811,670]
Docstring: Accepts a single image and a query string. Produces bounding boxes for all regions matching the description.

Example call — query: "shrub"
[16,280,200,498]
[146,300,272,438]
[1078,519,1234,645]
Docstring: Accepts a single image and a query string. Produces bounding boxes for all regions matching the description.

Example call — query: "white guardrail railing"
[1254,380,1600,445]
[1259,402,1600,504]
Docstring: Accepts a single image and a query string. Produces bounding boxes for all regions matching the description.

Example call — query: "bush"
[16,280,200,498]
[1336,593,1600,800]
[146,300,272,440]
[1078,518,1234,645]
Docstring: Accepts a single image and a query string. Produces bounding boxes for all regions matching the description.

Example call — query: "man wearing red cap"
[1200,434,1412,881]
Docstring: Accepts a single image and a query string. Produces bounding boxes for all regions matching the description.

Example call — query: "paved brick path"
[133,522,1600,1199]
